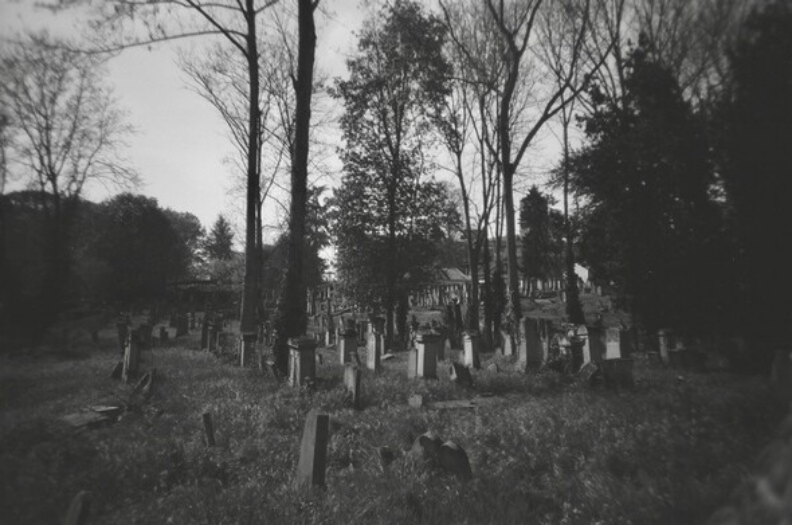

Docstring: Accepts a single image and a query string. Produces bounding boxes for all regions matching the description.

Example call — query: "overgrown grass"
[0,329,784,524]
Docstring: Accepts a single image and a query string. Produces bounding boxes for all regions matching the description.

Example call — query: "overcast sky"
[0,0,368,241]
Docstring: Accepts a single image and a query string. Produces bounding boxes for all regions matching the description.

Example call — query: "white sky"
[0,0,367,241]
[0,0,570,243]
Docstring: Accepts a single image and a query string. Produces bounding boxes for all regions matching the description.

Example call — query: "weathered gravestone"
[658,328,674,365]
[588,326,607,362]
[338,323,358,365]
[438,441,473,480]
[159,326,169,344]
[343,363,362,409]
[122,332,140,383]
[414,332,440,379]
[449,362,474,388]
[208,321,219,353]
[463,331,481,369]
[576,325,591,366]
[289,337,318,388]
[519,318,546,368]
[294,410,329,490]
[367,330,382,372]
[500,330,514,356]
[606,327,622,359]
[411,430,443,464]
[64,490,92,525]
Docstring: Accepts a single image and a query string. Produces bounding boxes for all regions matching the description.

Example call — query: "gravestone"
[519,318,544,368]
[658,329,674,365]
[463,331,481,369]
[407,348,418,379]
[408,394,424,408]
[411,430,443,465]
[159,326,169,343]
[338,325,358,365]
[121,332,139,383]
[366,331,382,372]
[501,330,513,356]
[414,332,440,379]
[202,412,216,447]
[588,326,607,362]
[294,410,329,490]
[190,312,196,330]
[606,327,622,359]
[208,322,219,353]
[343,363,362,409]
[576,325,591,365]
[438,441,473,480]
[449,362,474,388]
[289,337,318,388]
[64,490,92,525]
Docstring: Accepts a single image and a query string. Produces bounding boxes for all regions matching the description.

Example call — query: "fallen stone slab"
[382,353,395,361]
[426,399,477,410]
[61,411,112,429]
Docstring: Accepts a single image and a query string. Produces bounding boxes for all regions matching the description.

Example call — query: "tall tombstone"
[289,337,318,387]
[576,325,591,365]
[159,326,169,344]
[407,347,419,379]
[338,323,358,365]
[343,363,362,409]
[294,410,329,490]
[208,321,219,353]
[366,330,382,372]
[588,326,607,362]
[414,332,439,379]
[658,329,673,365]
[462,331,481,369]
[122,332,140,383]
[500,330,514,356]
[519,318,544,369]
[606,327,622,359]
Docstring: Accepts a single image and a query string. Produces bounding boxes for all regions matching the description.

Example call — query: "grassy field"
[0,326,785,524]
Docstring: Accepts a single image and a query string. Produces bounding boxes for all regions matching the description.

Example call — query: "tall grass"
[0,331,784,524]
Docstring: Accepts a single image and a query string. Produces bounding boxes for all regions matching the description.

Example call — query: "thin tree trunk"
[240,1,261,343]
[562,107,584,324]
[272,0,318,376]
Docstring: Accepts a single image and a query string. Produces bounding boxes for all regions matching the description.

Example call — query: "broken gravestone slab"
[294,410,330,490]
[411,430,443,465]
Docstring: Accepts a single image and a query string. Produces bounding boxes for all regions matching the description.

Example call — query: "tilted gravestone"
[64,490,92,525]
[438,441,473,480]
[122,332,140,383]
[294,410,329,490]
[289,337,318,388]
[343,363,362,409]
[463,331,481,369]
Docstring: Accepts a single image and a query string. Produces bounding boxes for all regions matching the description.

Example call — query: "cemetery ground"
[0,324,786,525]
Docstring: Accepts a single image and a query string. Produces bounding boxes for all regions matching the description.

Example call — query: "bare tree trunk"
[562,108,585,324]
[240,0,261,344]
[272,0,318,376]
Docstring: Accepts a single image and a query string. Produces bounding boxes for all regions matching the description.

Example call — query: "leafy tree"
[0,32,137,321]
[519,186,564,286]
[92,194,190,307]
[164,209,206,276]
[204,215,235,262]
[332,0,452,349]
[716,0,792,370]
[570,43,722,334]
